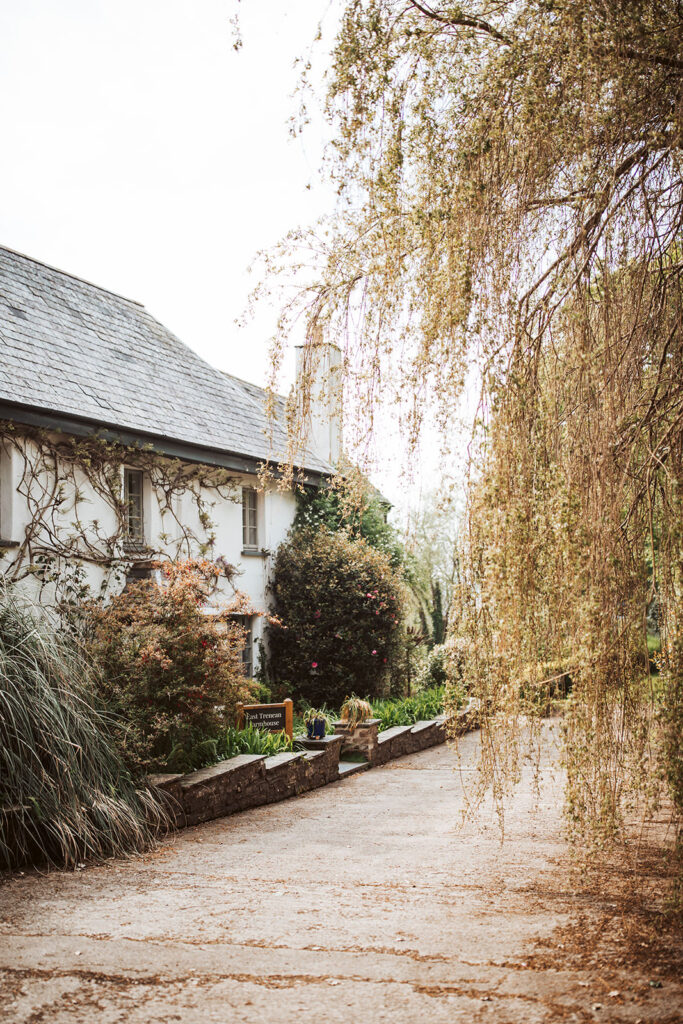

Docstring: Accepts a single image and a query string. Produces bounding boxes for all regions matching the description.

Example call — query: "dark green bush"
[266,526,406,707]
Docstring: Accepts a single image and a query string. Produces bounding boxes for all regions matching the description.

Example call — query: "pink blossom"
[311,661,318,669]
[372,649,377,655]
[314,610,321,618]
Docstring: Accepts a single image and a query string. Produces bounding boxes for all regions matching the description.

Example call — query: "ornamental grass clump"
[339,695,373,731]
[87,559,255,774]
[0,581,166,870]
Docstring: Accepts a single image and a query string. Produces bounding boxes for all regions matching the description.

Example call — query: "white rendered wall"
[0,434,122,599]
[204,474,297,656]
[0,434,298,651]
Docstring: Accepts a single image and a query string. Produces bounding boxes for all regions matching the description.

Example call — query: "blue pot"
[307,719,326,739]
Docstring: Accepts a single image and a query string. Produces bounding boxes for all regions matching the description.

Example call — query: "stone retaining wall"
[150,700,479,831]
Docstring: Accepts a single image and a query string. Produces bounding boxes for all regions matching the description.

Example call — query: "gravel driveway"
[1,722,680,1023]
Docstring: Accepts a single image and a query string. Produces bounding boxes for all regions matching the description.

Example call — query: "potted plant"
[303,707,332,739]
[339,695,373,733]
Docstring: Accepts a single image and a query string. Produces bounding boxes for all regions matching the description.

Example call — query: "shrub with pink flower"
[266,527,406,707]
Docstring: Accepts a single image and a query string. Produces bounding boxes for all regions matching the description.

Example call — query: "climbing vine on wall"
[0,423,240,602]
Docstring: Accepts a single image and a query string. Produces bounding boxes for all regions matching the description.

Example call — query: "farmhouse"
[0,244,340,674]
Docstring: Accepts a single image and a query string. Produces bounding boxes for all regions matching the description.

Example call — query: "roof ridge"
[0,244,144,307]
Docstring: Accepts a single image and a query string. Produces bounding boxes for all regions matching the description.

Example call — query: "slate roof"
[0,245,331,476]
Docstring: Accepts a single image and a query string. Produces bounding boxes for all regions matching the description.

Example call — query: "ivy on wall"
[0,423,240,602]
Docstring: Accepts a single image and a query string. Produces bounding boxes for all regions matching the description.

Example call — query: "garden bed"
[150,699,479,829]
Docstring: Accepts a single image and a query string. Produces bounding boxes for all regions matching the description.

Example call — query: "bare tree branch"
[407,0,513,45]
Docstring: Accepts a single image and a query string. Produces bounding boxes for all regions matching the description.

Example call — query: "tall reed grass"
[0,582,167,869]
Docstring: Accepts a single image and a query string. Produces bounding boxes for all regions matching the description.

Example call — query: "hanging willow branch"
[254,0,683,846]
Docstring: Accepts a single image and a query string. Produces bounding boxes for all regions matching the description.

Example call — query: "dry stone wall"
[150,701,480,830]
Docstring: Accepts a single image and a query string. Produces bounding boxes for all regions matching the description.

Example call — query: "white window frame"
[123,467,146,545]
[242,487,258,551]
[233,614,254,678]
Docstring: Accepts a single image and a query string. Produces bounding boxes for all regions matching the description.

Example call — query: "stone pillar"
[333,719,381,763]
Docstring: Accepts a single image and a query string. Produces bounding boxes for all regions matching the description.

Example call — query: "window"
[124,468,144,543]
[242,487,258,550]
[234,615,253,678]
[0,443,9,541]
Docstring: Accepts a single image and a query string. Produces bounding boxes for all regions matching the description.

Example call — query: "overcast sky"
[0,1,335,374]
[0,0,462,513]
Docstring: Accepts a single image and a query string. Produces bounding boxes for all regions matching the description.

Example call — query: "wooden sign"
[237,699,293,739]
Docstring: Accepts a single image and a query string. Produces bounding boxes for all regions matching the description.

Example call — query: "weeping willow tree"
[458,267,682,844]
[255,0,683,845]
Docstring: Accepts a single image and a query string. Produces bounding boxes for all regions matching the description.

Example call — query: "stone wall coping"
[411,720,438,737]
[410,720,437,733]
[264,751,304,770]
[179,753,265,791]
[333,718,381,729]
[377,724,413,743]
[147,773,183,789]
[295,733,345,749]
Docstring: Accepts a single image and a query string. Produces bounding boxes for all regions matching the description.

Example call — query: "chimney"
[295,326,342,468]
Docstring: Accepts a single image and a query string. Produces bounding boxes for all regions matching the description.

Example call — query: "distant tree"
[404,491,461,644]
[294,479,408,570]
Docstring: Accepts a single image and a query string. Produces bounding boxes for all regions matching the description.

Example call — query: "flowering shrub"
[414,637,469,692]
[266,527,406,707]
[87,560,255,773]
